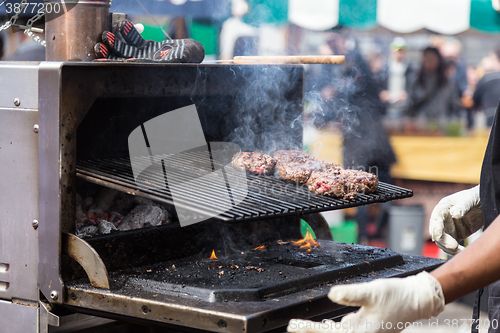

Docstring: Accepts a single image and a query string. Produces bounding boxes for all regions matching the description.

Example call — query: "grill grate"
[76,152,412,222]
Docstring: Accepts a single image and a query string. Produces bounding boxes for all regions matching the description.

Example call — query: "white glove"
[287,271,445,333]
[429,185,484,255]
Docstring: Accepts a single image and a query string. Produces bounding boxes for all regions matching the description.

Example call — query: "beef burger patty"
[231,152,276,175]
[278,159,342,183]
[307,169,378,199]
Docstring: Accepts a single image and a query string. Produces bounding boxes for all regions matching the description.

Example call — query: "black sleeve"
[480,104,500,227]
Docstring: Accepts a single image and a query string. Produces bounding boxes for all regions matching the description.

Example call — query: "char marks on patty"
[278,159,342,184]
[233,150,378,199]
[231,152,276,175]
[307,169,378,199]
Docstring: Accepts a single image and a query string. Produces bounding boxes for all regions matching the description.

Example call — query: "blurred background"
[2,1,498,328]
[2,0,497,254]
[3,0,498,253]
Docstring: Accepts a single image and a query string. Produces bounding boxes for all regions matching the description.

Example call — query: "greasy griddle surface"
[70,242,406,302]
[63,242,443,332]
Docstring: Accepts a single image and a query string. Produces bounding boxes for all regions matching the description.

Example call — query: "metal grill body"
[0,63,443,333]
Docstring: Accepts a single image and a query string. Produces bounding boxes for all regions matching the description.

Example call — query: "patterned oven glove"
[94,20,205,63]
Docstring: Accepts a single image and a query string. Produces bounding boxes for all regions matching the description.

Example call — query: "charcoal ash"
[97,220,117,234]
[76,224,98,238]
[75,186,173,237]
[108,211,125,227]
[117,205,167,231]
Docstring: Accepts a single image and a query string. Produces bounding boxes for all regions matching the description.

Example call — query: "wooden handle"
[232,55,345,64]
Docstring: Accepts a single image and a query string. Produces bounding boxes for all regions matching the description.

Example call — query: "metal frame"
[0,62,443,332]
[38,61,65,303]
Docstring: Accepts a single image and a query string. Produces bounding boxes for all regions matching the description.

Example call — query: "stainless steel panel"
[38,62,64,303]
[0,108,39,302]
[0,299,38,333]
[0,63,39,109]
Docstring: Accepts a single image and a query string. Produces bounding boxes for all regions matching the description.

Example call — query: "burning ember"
[291,231,320,252]
[253,245,266,250]
[209,250,218,260]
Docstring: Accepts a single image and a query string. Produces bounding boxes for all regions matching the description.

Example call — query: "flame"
[292,231,320,250]
[253,245,266,250]
[209,250,218,260]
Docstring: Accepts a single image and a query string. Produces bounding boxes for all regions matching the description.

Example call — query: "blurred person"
[366,47,387,88]
[406,47,461,131]
[473,48,500,126]
[478,51,500,76]
[461,65,480,129]
[462,65,479,110]
[219,0,257,60]
[439,38,468,97]
[315,33,396,244]
[379,37,415,127]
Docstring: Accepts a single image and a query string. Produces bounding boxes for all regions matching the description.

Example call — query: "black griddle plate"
[64,242,443,333]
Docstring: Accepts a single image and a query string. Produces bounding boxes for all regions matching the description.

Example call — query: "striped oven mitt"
[94,20,205,63]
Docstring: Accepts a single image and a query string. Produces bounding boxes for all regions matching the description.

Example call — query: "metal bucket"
[45,0,111,61]
[388,205,425,256]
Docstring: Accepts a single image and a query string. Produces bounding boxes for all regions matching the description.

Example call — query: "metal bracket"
[39,300,60,333]
[62,233,110,289]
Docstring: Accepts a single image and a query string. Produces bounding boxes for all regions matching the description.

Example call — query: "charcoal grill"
[0,61,443,333]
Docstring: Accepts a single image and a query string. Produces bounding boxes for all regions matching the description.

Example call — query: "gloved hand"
[287,271,445,333]
[94,20,205,63]
[429,185,484,255]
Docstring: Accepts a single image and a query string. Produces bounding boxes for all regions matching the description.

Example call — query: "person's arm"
[287,213,500,333]
[432,213,500,303]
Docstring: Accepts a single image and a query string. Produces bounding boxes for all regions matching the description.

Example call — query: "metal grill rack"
[76,152,413,222]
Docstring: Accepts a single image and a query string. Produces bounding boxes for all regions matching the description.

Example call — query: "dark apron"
[489,282,500,333]
[480,105,500,332]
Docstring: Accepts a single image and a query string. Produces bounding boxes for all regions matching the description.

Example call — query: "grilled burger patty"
[342,169,379,195]
[307,169,378,199]
[273,150,310,166]
[232,150,378,199]
[278,159,342,184]
[307,170,345,198]
[231,152,276,175]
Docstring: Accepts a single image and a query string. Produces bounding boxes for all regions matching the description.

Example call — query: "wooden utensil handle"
[233,55,345,64]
